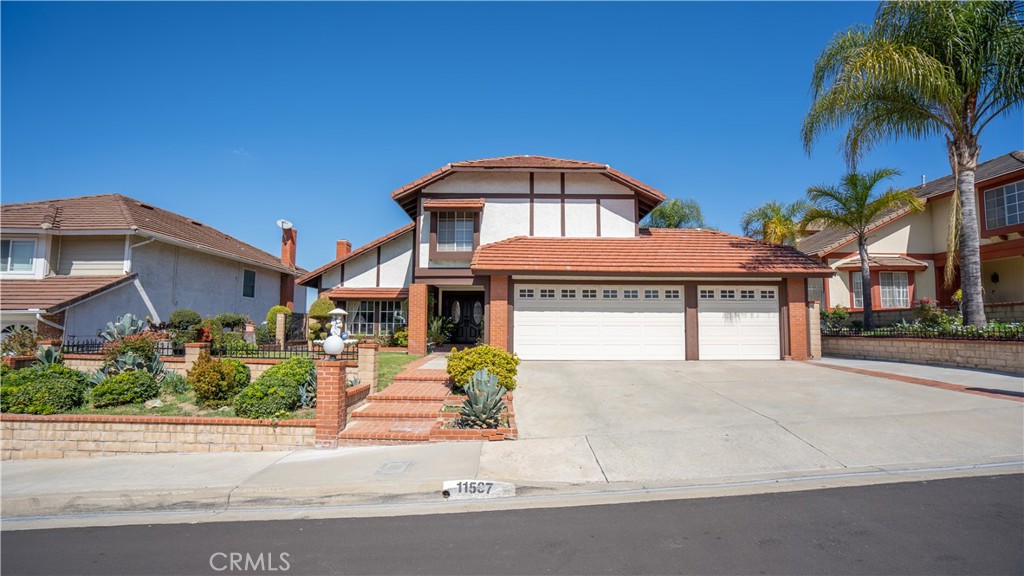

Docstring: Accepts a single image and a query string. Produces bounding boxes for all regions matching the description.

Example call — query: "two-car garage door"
[513,284,781,361]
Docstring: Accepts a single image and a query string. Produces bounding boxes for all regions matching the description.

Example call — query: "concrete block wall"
[822,337,1024,375]
[808,301,822,359]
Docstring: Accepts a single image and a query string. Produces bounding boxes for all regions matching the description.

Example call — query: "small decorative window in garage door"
[514,285,685,360]
[697,285,780,360]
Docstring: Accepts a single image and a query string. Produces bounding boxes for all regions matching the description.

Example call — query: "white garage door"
[514,285,685,360]
[698,286,780,360]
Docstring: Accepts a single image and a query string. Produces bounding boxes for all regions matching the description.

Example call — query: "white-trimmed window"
[644,289,659,299]
[582,289,597,299]
[561,289,577,299]
[351,301,375,335]
[519,288,535,299]
[700,289,714,299]
[603,289,618,299]
[1,239,35,272]
[623,289,639,299]
[436,212,474,252]
[540,289,555,299]
[984,180,1023,229]
[740,289,755,299]
[241,269,256,298]
[379,300,403,333]
[760,290,775,300]
[665,289,680,299]
[720,290,736,299]
[852,272,865,308]
[880,271,910,308]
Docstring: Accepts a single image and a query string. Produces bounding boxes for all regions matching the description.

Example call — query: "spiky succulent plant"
[98,313,146,342]
[458,369,506,429]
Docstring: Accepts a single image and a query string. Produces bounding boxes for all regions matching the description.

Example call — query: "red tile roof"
[297,223,415,287]
[1,194,302,275]
[421,198,486,211]
[835,255,929,271]
[471,229,834,277]
[389,155,666,218]
[0,274,138,313]
[324,287,410,300]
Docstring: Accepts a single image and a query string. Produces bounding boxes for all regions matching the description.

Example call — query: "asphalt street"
[2,474,1021,575]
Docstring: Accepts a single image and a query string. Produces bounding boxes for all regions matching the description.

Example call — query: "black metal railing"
[209,344,357,361]
[61,338,106,354]
[822,324,1023,341]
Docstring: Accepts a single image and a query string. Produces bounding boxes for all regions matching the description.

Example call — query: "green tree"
[740,200,810,245]
[640,198,705,229]
[802,169,924,329]
[802,1,1024,326]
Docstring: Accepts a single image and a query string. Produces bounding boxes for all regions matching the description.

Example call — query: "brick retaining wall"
[822,337,1024,375]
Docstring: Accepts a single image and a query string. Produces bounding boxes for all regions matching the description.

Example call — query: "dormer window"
[437,212,474,252]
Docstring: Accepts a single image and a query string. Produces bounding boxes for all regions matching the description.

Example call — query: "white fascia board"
[510,275,784,282]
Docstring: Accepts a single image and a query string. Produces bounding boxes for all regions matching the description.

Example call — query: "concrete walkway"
[813,356,1023,395]
[2,359,1021,526]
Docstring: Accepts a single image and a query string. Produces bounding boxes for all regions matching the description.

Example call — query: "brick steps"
[337,375,451,444]
[337,419,435,443]
[351,401,441,420]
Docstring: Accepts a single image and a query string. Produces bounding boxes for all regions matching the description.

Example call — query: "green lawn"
[377,351,423,392]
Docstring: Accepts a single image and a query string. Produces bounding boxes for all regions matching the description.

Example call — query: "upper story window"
[1,239,35,272]
[985,180,1023,230]
[437,212,474,252]
[242,269,256,298]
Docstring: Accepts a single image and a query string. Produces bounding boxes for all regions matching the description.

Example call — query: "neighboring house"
[0,194,306,340]
[798,151,1024,321]
[299,155,832,361]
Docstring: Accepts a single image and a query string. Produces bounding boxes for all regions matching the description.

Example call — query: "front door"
[443,292,485,344]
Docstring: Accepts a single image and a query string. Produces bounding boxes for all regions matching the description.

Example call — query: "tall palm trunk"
[858,235,874,330]
[949,140,987,326]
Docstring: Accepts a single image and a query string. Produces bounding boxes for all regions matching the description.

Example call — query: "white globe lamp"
[322,308,348,359]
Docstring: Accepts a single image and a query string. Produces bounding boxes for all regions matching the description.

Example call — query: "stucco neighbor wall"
[823,337,1024,375]
[983,257,1024,303]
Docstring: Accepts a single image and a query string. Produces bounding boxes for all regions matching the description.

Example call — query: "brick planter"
[822,336,1024,375]
[430,392,517,442]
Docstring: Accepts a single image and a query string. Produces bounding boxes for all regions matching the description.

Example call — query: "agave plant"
[459,369,506,429]
[108,351,165,380]
[98,313,146,342]
[299,368,318,408]
[35,346,62,366]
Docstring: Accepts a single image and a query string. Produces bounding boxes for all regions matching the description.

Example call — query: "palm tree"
[641,198,704,229]
[802,169,924,330]
[802,1,1024,326]
[740,200,810,245]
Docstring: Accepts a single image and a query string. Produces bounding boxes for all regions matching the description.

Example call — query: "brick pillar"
[183,342,211,372]
[786,278,809,360]
[36,339,62,355]
[358,342,379,393]
[275,313,286,349]
[408,283,429,356]
[488,275,509,351]
[314,360,348,449]
[808,300,821,359]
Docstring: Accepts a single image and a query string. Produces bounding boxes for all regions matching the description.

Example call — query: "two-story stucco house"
[299,156,832,361]
[798,150,1024,323]
[1,194,306,340]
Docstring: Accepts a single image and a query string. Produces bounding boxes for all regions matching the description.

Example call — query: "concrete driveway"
[477,360,1024,485]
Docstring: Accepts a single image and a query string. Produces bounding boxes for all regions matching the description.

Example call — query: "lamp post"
[322,308,348,360]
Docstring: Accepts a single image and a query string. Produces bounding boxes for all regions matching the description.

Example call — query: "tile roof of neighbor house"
[471,228,834,277]
[834,255,929,271]
[389,155,667,218]
[797,151,1024,256]
[0,274,138,313]
[0,194,303,275]
[324,287,410,300]
[296,223,416,287]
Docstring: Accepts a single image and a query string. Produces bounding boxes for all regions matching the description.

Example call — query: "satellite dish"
[276,219,293,230]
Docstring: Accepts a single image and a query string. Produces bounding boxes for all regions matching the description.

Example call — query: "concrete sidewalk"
[813,356,1024,395]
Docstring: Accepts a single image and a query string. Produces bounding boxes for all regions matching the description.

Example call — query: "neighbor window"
[665,289,680,299]
[242,269,256,298]
[379,300,403,333]
[984,180,1023,230]
[351,301,375,335]
[880,271,910,308]
[519,288,535,299]
[582,289,597,299]
[644,289,659,299]
[561,289,577,299]
[436,212,474,252]
[623,289,639,299]
[603,289,618,299]
[1,239,35,272]
[540,289,555,299]
[852,272,865,308]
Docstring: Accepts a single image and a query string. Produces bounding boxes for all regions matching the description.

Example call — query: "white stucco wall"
[600,199,636,238]
[826,259,852,308]
[983,257,1024,303]
[564,172,630,195]
[565,198,598,237]
[322,265,342,290]
[418,211,430,268]
[534,172,560,195]
[378,232,414,287]
[480,198,530,245]
[343,250,377,288]
[832,210,935,255]
[533,197,561,237]
[424,172,529,195]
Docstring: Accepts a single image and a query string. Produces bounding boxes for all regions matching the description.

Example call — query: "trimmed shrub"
[169,309,202,331]
[254,324,273,345]
[221,358,252,389]
[259,357,315,388]
[102,333,158,364]
[446,345,520,390]
[233,375,302,419]
[161,372,190,394]
[265,305,291,326]
[90,371,159,408]
[307,297,335,321]
[187,351,243,408]
[392,326,409,347]
[214,313,248,331]
[0,365,89,414]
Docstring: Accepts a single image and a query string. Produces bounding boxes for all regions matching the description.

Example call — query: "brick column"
[807,300,821,359]
[408,283,429,356]
[786,278,809,360]
[36,340,62,355]
[183,342,211,372]
[488,275,510,351]
[357,342,379,393]
[314,360,348,449]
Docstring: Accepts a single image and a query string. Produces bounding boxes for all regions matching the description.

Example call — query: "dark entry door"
[443,292,485,344]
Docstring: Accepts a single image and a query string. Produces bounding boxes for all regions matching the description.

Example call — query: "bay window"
[880,271,909,308]
[984,180,1023,230]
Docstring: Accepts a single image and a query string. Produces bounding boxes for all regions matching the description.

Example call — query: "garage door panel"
[698,285,780,360]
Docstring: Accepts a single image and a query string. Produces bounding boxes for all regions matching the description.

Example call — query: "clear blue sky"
[4,2,1022,277]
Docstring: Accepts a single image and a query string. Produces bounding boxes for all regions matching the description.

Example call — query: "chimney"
[336,240,351,259]
[279,227,297,311]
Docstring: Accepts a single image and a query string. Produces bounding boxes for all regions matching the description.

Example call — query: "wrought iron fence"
[822,324,1023,341]
[61,338,106,354]
[209,343,357,361]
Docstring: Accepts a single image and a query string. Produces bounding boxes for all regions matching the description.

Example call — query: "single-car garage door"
[698,285,780,360]
[514,285,685,360]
